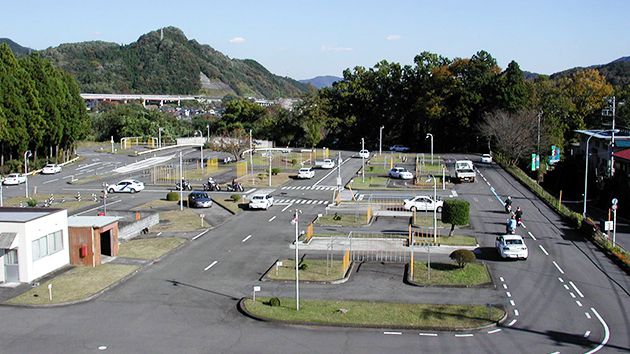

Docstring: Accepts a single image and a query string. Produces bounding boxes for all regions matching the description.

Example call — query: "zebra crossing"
[281,185,337,191]
[275,199,330,205]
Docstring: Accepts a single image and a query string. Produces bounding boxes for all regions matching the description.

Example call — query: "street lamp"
[291,209,302,311]
[379,126,384,156]
[24,150,32,199]
[206,124,210,144]
[361,138,365,183]
[249,129,254,183]
[425,133,433,165]
[158,127,164,148]
[426,175,437,243]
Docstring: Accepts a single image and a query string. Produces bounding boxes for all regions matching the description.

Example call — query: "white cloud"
[321,45,353,52]
[229,36,246,44]
[386,34,401,41]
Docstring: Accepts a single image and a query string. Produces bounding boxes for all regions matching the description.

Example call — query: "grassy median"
[411,262,491,286]
[243,297,503,330]
[265,259,347,282]
[412,234,477,246]
[118,237,186,260]
[317,214,367,227]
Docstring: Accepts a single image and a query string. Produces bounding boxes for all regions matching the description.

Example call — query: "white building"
[0,208,69,284]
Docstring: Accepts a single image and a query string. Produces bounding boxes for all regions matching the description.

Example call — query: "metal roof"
[0,208,64,223]
[576,130,630,139]
[0,232,17,248]
[67,216,120,228]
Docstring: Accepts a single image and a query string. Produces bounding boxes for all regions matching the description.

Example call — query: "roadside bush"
[291,159,298,166]
[166,192,180,201]
[26,198,38,207]
[230,194,241,202]
[449,249,476,268]
[299,263,309,271]
[0,159,22,175]
[271,167,281,175]
[333,212,342,221]
[441,199,470,236]
[268,297,281,307]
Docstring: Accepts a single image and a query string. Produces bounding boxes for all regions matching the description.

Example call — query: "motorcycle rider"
[504,196,513,213]
[515,206,523,226]
[506,214,517,234]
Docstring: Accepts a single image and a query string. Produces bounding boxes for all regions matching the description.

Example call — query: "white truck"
[455,160,476,182]
[314,158,335,169]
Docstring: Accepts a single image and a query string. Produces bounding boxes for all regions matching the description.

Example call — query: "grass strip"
[411,262,491,286]
[6,264,138,305]
[244,297,503,330]
[413,235,477,246]
[265,259,346,282]
[118,237,186,260]
[316,214,367,227]
[212,197,243,214]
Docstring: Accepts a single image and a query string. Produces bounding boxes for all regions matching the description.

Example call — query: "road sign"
[603,221,614,231]
[612,198,618,205]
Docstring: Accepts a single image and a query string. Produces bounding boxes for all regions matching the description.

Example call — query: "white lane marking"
[584,330,591,338]
[268,216,277,222]
[585,312,592,319]
[203,261,218,271]
[84,169,94,173]
[157,232,163,236]
[241,235,252,243]
[506,292,511,298]
[502,284,508,289]
[281,204,293,212]
[487,329,502,334]
[510,300,515,306]
[383,331,401,335]
[192,229,210,240]
[585,308,609,354]
[486,181,490,186]
[76,162,101,170]
[558,277,564,283]
[569,281,584,298]
[455,334,473,337]
[552,261,565,274]
[499,277,505,282]
[42,178,59,184]
[576,301,583,307]
[527,231,536,240]
[62,175,74,179]
[563,284,569,290]
[521,223,527,229]
[507,319,517,327]
[514,309,519,316]
[538,245,549,256]
[418,333,438,337]
[569,292,576,299]
[306,200,313,204]
[313,157,351,186]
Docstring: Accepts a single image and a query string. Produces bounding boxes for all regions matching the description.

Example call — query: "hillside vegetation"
[40,27,309,98]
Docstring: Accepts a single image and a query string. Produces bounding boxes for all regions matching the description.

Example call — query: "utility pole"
[426,134,434,165]
[361,138,365,183]
[268,152,272,187]
[292,209,301,311]
[537,111,542,160]
[179,151,183,211]
[611,96,616,177]
[379,126,384,156]
[249,129,254,183]
[24,150,32,199]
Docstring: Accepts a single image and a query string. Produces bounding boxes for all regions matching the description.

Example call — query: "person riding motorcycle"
[504,196,513,213]
[506,215,517,234]
[514,206,523,226]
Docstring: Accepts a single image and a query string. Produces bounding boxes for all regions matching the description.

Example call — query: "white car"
[107,179,145,193]
[389,167,414,180]
[359,149,370,159]
[480,154,493,163]
[389,145,410,152]
[495,235,528,260]
[41,164,62,174]
[315,159,335,169]
[3,173,27,185]
[297,168,315,179]
[249,193,274,210]
[403,196,443,212]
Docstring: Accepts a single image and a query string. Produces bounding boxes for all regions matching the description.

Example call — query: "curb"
[260,258,354,285]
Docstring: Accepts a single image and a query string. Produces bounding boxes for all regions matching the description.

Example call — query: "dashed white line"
[585,312,592,319]
[569,281,584,297]
[584,330,591,338]
[564,284,570,290]
[552,261,565,274]
[527,231,536,240]
[538,245,549,256]
[486,181,490,186]
[499,277,505,282]
[157,232,162,236]
[576,301,583,307]
[268,216,277,222]
[510,300,515,306]
[241,235,253,243]
[487,329,502,334]
[454,334,473,337]
[192,229,210,240]
[502,284,508,289]
[418,333,438,337]
[569,292,576,299]
[42,178,59,184]
[514,309,520,316]
[203,260,218,271]
[558,277,564,283]
[507,319,517,327]
[506,291,511,298]
[281,204,293,212]
[383,331,402,335]
[586,308,610,354]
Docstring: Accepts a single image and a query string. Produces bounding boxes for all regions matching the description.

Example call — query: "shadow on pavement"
[166,279,239,301]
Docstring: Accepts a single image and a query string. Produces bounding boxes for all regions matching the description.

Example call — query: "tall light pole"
[158,127,164,148]
[249,129,254,183]
[610,96,616,177]
[292,209,301,311]
[379,126,384,156]
[426,133,433,165]
[206,124,210,144]
[431,175,437,243]
[361,138,365,183]
[24,150,32,199]
[537,111,542,161]
[268,152,272,187]
[179,151,183,211]
[583,131,603,218]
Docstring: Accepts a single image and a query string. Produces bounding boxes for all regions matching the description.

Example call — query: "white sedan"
[495,234,528,260]
[3,173,27,185]
[297,168,315,179]
[249,193,274,210]
[389,167,414,180]
[359,149,370,159]
[41,164,62,174]
[480,154,493,163]
[403,196,443,212]
[107,179,145,193]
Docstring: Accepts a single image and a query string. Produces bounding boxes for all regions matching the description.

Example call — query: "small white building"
[0,207,69,284]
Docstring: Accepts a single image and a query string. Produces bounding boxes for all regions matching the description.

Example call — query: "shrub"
[230,194,241,202]
[441,199,470,236]
[291,159,298,166]
[166,192,180,201]
[299,263,309,271]
[271,167,281,175]
[369,166,374,172]
[449,249,476,268]
[26,198,38,207]
[268,297,281,307]
[333,212,342,221]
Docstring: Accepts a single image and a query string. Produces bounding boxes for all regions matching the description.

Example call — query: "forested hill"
[550,57,630,87]
[39,27,309,98]
[0,38,32,56]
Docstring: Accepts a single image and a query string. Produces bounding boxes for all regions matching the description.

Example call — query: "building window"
[32,230,63,261]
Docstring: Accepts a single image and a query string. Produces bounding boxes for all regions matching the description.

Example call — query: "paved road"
[0,152,628,353]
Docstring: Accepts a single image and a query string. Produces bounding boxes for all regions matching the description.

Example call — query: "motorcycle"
[176,180,192,191]
[225,182,244,192]
[505,203,512,214]
[506,219,517,234]
[204,178,220,191]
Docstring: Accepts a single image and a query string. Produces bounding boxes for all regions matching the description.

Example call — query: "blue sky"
[2,0,630,79]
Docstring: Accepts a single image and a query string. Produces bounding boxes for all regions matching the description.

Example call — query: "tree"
[441,199,470,236]
[478,110,539,165]
[449,249,476,268]
[209,127,249,161]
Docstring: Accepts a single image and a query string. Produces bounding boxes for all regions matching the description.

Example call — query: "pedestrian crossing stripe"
[275,199,329,205]
[281,186,337,191]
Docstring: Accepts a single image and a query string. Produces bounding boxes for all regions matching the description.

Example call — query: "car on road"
[359,149,370,159]
[403,195,443,212]
[3,173,27,185]
[188,191,213,208]
[249,193,274,210]
[495,234,528,260]
[314,159,335,169]
[297,167,315,179]
[480,154,493,163]
[41,164,62,174]
[389,167,414,180]
[389,145,410,152]
[107,179,145,193]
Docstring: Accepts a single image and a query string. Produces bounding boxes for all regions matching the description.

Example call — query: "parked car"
[249,193,274,210]
[107,179,145,193]
[480,154,493,163]
[297,167,315,179]
[41,164,62,174]
[403,196,443,212]
[3,173,27,185]
[455,159,476,182]
[188,191,213,208]
[389,167,414,180]
[359,149,370,159]
[389,145,410,152]
[495,234,528,260]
